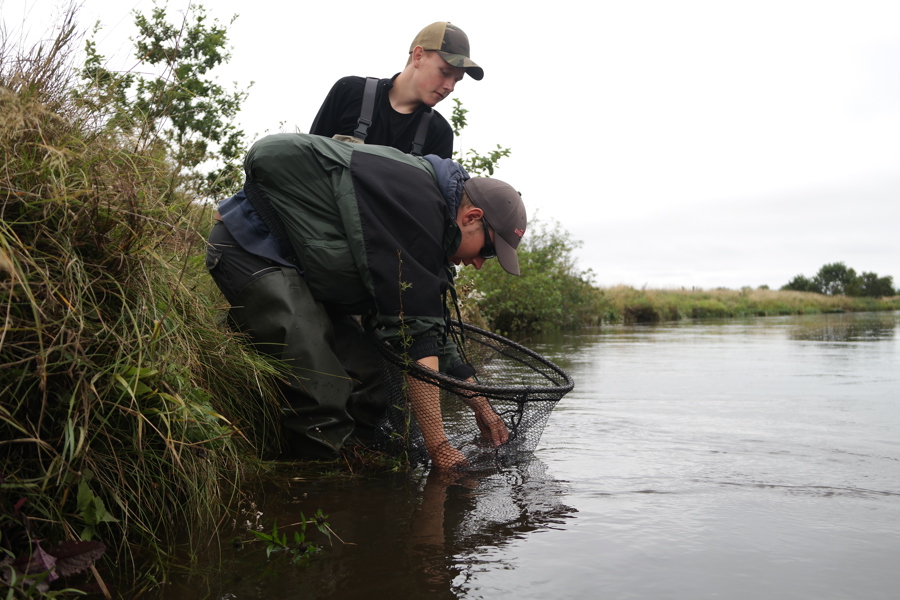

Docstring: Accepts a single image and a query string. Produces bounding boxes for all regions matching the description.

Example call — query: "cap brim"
[493,233,520,276]
[437,52,484,80]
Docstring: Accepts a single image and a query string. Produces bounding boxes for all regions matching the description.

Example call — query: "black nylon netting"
[370,321,574,471]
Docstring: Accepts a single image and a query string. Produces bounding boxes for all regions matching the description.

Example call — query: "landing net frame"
[370,321,574,471]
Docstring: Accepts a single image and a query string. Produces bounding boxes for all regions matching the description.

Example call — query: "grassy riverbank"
[594,285,900,324]
[1,18,286,594]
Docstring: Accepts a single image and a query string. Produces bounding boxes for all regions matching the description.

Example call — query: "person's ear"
[411,45,426,67]
[461,206,484,226]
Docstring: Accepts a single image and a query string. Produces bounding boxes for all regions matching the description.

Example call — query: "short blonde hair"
[459,188,474,210]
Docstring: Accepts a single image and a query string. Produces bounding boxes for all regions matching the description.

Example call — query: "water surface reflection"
[786,311,897,342]
[161,458,574,599]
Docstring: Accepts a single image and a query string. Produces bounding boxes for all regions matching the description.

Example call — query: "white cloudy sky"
[4,0,899,289]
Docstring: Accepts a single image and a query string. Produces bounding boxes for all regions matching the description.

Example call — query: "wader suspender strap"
[410,109,432,157]
[353,77,433,156]
[353,77,379,141]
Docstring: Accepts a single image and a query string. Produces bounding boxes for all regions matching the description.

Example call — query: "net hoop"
[370,320,574,399]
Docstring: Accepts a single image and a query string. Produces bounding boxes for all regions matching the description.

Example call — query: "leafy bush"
[857,271,896,297]
[782,274,818,293]
[457,219,603,333]
[814,262,860,296]
[782,262,897,297]
[79,3,249,202]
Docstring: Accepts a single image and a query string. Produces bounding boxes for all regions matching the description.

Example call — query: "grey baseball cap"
[409,22,484,81]
[464,178,527,275]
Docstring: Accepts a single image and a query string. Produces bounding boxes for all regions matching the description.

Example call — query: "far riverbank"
[589,285,900,324]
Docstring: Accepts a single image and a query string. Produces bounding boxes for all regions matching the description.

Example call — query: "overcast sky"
[4,0,899,289]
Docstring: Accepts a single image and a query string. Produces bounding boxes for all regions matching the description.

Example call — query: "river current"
[162,311,900,600]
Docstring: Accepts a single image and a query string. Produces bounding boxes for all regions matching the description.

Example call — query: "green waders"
[229,266,387,458]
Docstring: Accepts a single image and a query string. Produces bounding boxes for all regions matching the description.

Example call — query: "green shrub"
[457,219,604,333]
[782,262,897,297]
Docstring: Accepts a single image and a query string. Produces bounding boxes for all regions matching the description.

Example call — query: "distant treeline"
[458,238,899,332]
[781,262,896,297]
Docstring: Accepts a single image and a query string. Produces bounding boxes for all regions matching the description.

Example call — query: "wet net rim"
[370,320,574,397]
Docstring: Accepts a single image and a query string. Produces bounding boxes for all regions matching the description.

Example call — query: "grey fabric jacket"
[219,133,472,375]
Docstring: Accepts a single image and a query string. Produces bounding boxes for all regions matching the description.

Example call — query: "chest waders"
[351,77,433,156]
[207,197,387,460]
[228,273,385,458]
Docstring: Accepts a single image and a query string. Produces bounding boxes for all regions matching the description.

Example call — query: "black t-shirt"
[309,75,454,159]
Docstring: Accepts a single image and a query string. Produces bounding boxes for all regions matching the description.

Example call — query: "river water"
[161,311,900,600]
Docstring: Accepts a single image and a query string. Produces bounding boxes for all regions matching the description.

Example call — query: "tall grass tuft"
[1,10,284,589]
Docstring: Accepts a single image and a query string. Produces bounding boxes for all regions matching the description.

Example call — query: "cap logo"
[514,228,525,238]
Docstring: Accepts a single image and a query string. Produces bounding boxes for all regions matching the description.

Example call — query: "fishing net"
[370,321,574,471]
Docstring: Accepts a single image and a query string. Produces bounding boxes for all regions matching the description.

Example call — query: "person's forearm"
[407,356,447,452]
[462,392,493,413]
[407,356,469,470]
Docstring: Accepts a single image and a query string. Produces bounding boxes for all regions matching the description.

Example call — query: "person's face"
[413,49,465,106]
[451,210,495,270]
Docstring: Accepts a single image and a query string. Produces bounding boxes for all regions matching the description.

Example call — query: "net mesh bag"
[370,321,574,471]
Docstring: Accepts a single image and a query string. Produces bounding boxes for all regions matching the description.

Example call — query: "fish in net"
[370,321,574,471]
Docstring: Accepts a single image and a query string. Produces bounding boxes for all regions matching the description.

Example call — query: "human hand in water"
[429,440,468,471]
[473,402,509,447]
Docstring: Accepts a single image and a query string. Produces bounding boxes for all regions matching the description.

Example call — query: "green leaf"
[250,530,272,543]
[77,478,118,527]
[120,366,159,379]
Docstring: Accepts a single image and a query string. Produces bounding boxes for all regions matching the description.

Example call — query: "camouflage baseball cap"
[464,178,527,276]
[410,22,484,81]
